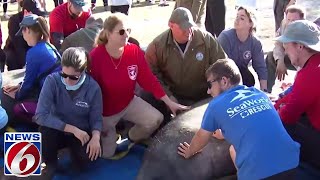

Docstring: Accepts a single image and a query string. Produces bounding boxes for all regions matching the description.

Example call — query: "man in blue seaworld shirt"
[178,59,300,180]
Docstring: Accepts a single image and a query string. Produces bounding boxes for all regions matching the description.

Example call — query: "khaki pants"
[101,96,163,158]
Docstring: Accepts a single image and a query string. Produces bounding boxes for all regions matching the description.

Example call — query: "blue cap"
[275,20,320,52]
[70,0,89,12]
[15,14,39,36]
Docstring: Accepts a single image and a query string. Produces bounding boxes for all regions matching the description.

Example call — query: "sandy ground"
[0,0,319,92]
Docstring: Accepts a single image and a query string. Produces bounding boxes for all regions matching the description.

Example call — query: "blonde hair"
[28,16,50,42]
[237,6,257,33]
[95,13,129,46]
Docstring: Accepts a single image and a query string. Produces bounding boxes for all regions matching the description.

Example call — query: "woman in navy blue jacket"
[34,47,102,178]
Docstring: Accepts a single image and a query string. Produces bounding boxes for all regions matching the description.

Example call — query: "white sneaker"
[3,13,10,20]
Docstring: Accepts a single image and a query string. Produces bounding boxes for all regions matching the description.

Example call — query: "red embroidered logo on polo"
[127,65,138,80]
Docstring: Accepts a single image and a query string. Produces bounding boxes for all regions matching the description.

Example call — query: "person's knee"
[146,110,164,130]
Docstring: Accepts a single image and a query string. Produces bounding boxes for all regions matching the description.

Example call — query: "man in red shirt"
[49,0,91,50]
[275,20,320,169]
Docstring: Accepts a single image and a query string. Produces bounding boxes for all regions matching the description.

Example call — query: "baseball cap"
[70,0,89,12]
[22,0,46,16]
[16,14,39,36]
[169,7,196,30]
[276,20,320,52]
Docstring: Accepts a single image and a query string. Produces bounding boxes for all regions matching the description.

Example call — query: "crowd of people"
[0,0,319,179]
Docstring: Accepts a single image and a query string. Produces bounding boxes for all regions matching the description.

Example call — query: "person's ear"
[168,22,174,29]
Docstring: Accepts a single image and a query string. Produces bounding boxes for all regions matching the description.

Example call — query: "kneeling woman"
[2,14,60,124]
[217,6,267,90]
[90,13,188,158]
[34,48,103,175]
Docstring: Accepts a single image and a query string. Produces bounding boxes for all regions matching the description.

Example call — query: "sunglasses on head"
[115,28,132,35]
[207,78,220,89]
[60,72,81,81]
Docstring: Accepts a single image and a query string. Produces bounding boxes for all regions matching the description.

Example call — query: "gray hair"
[61,47,89,72]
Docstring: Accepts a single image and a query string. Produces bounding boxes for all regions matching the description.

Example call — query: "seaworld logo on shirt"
[227,96,272,119]
[75,101,89,108]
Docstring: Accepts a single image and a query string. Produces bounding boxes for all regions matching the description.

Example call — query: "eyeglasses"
[114,28,132,35]
[207,78,220,89]
[60,72,81,81]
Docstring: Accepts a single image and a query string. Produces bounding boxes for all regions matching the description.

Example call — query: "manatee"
[137,99,237,180]
[2,69,25,87]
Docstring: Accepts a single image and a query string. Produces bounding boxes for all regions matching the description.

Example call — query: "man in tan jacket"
[140,7,226,124]
[266,5,305,92]
[174,0,207,28]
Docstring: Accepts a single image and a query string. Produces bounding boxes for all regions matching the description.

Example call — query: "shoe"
[107,139,135,160]
[3,14,10,20]
[91,3,96,11]
[159,3,169,6]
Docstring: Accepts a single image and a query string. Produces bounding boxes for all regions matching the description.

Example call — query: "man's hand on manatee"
[178,142,193,159]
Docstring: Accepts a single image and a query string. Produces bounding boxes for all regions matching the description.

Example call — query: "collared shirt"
[145,28,227,102]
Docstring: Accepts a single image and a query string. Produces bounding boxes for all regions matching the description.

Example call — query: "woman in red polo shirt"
[90,13,189,158]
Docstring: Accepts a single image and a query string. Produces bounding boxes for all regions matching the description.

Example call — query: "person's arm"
[191,0,204,23]
[33,75,67,131]
[278,70,315,124]
[178,103,218,158]
[51,32,64,51]
[49,11,64,50]
[88,82,103,132]
[178,129,212,158]
[138,47,189,115]
[215,32,230,64]
[251,39,268,90]
[60,35,71,53]
[15,52,39,100]
[144,41,173,97]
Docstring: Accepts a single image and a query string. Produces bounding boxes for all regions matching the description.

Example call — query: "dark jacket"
[4,12,31,70]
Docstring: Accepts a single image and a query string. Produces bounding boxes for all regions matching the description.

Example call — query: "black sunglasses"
[207,78,220,89]
[60,72,81,81]
[115,28,132,35]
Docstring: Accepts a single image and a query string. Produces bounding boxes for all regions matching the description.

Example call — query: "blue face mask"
[61,73,86,91]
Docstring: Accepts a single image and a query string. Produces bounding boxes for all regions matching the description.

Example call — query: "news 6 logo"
[4,132,41,177]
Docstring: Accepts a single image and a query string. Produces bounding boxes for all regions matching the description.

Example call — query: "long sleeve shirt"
[275,53,320,131]
[90,43,166,116]
[15,42,60,100]
[218,29,267,80]
[34,73,103,132]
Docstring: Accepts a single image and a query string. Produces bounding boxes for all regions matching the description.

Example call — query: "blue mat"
[1,126,320,179]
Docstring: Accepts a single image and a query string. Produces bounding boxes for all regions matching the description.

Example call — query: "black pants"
[205,0,226,37]
[1,0,7,13]
[91,0,108,6]
[0,49,6,72]
[40,126,91,171]
[266,51,296,93]
[263,168,297,180]
[110,5,130,15]
[239,67,255,87]
[284,118,320,169]
[53,0,63,7]
[273,0,290,31]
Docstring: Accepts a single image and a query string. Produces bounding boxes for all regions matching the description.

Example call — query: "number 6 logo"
[5,142,41,177]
